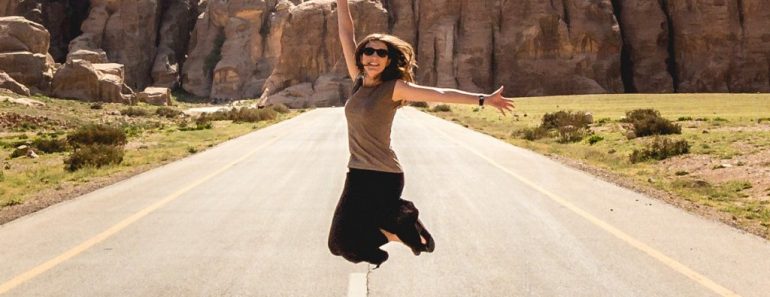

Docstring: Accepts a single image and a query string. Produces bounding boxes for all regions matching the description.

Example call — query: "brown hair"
[353,34,417,106]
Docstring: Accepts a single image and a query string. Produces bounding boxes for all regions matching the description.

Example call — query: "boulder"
[0,16,55,93]
[51,59,132,103]
[0,70,30,95]
[0,16,50,54]
[136,86,172,106]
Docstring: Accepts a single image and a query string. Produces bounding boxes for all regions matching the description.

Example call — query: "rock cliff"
[0,0,768,105]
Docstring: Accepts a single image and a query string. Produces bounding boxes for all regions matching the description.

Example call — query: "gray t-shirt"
[344,78,404,173]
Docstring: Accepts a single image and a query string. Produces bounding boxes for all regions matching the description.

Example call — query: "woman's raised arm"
[337,0,360,80]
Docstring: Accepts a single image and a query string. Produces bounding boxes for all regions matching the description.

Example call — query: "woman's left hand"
[486,86,515,116]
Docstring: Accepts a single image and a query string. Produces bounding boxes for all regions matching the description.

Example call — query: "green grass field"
[424,93,770,238]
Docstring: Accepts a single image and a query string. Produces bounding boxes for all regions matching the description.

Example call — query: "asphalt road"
[1,107,769,297]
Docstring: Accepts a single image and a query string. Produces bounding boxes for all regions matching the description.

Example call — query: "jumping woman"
[327,0,515,267]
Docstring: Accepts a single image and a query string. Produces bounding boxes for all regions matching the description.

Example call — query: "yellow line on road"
[0,135,282,295]
[418,112,741,297]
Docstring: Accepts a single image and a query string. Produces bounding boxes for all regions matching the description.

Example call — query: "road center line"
[0,135,283,295]
[347,273,367,297]
[416,111,741,297]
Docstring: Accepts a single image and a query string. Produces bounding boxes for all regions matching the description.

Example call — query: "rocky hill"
[1,0,768,107]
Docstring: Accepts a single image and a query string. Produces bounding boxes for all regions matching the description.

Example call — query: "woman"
[327,0,515,267]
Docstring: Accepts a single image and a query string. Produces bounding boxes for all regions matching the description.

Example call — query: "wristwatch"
[478,95,485,108]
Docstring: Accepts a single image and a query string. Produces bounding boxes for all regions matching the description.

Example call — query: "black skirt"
[327,168,435,267]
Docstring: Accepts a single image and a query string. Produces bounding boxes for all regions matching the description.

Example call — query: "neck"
[363,74,381,87]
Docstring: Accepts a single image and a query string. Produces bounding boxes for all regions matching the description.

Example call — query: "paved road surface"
[1,107,770,296]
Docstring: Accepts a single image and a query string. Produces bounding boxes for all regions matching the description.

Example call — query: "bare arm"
[393,80,515,115]
[337,0,360,80]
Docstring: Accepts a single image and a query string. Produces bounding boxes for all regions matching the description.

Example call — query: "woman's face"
[361,40,391,79]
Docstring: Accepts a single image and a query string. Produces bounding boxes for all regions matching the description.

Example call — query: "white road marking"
[347,273,367,297]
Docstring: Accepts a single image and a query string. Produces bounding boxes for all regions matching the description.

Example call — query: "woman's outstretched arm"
[337,0,360,80]
[393,81,515,115]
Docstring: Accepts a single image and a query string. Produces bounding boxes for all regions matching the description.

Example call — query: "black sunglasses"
[362,47,389,58]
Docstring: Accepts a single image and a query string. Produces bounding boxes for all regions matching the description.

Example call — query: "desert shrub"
[121,107,149,117]
[557,125,589,143]
[90,103,103,110]
[587,135,604,145]
[65,144,125,171]
[515,127,549,141]
[270,103,290,114]
[31,137,68,153]
[629,137,690,163]
[521,110,593,143]
[541,110,593,130]
[10,146,29,158]
[431,104,451,112]
[409,101,429,108]
[156,107,184,118]
[67,124,127,148]
[223,107,277,123]
[623,109,681,137]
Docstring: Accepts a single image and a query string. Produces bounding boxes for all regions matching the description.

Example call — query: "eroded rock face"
[260,0,387,106]
[152,0,198,89]
[731,0,770,92]
[67,0,198,91]
[6,0,770,105]
[665,0,742,92]
[182,0,293,100]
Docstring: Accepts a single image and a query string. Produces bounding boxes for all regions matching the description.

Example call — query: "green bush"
[90,103,103,110]
[623,109,681,137]
[156,107,184,118]
[195,115,213,130]
[65,144,125,171]
[212,107,278,123]
[67,124,127,148]
[409,101,429,108]
[630,137,690,163]
[515,127,549,141]
[32,137,68,153]
[557,125,589,143]
[121,107,150,117]
[541,110,593,130]
[587,135,604,145]
[431,104,451,112]
[270,103,290,114]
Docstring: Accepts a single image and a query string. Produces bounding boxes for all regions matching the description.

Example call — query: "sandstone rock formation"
[0,16,55,94]
[0,70,30,95]
[259,0,389,107]
[3,0,770,106]
[51,59,132,103]
[152,0,198,89]
[136,87,172,106]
